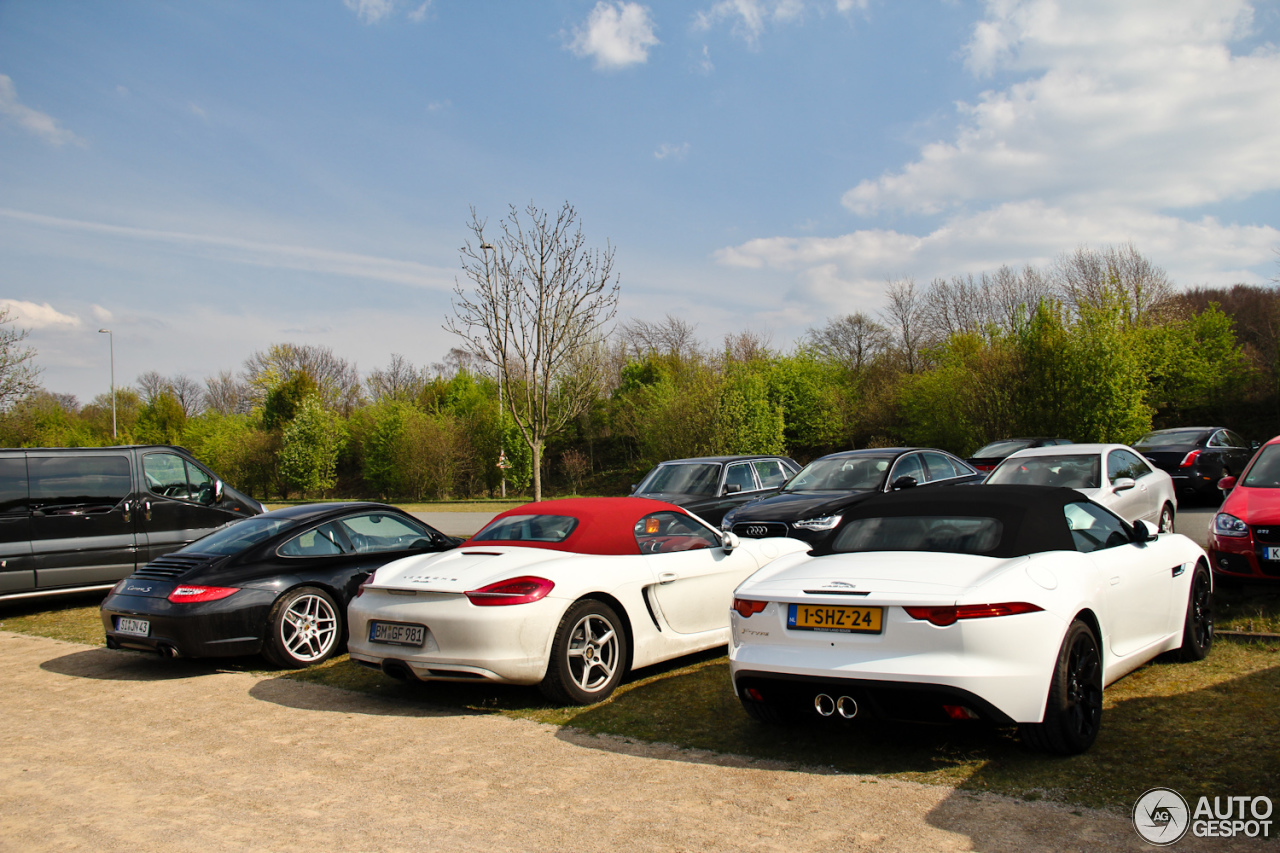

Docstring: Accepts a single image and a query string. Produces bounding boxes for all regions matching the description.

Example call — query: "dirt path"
[0,631,1254,853]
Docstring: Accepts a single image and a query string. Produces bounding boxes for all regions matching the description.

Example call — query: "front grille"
[733,521,790,539]
[1252,526,1280,544]
[131,553,212,581]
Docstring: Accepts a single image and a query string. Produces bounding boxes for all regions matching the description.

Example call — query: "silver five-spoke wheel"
[263,586,342,668]
[541,599,629,705]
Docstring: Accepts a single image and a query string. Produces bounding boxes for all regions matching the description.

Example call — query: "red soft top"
[462,497,691,555]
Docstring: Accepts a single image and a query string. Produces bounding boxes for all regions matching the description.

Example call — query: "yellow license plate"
[788,603,883,634]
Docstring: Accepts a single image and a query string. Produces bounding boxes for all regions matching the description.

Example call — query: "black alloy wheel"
[1020,620,1103,755]
[1178,563,1214,661]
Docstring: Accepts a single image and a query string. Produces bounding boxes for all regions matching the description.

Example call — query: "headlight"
[792,515,842,531]
[1213,512,1249,538]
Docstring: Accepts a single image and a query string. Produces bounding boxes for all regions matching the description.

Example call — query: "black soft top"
[838,485,1083,558]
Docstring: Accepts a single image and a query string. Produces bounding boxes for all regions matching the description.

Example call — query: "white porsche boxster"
[347,497,809,704]
[728,485,1214,754]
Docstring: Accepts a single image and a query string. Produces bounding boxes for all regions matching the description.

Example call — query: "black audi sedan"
[720,447,982,554]
[101,503,460,667]
[630,454,800,526]
[1134,426,1257,503]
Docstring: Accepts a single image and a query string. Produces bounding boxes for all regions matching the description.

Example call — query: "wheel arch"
[1071,607,1105,669]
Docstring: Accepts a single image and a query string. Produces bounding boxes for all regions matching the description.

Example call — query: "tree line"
[2,241,1278,502]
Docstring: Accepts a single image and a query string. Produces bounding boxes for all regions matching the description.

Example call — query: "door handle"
[123,499,131,523]
[658,572,678,584]
[143,499,152,522]
[1110,576,1120,585]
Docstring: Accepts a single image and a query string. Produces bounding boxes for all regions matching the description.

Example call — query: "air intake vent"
[131,553,213,581]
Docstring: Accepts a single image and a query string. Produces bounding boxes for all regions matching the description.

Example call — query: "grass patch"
[1216,584,1280,633]
[6,593,1278,813]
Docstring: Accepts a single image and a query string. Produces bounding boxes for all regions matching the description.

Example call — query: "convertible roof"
[465,497,692,555]
[837,485,1082,558]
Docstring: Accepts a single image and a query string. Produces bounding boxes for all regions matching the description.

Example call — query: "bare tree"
[0,307,41,410]
[722,329,773,365]
[1052,243,1173,324]
[367,353,427,402]
[204,370,253,415]
[242,343,363,414]
[430,347,485,380]
[881,277,929,373]
[620,314,702,361]
[170,374,205,417]
[803,312,890,372]
[136,371,169,404]
[447,202,620,501]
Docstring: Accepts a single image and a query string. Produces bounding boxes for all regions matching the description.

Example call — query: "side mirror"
[629,484,638,495]
[890,475,918,491]
[1252,441,1261,450]
[724,483,742,495]
[1112,477,1136,492]
[1219,475,1237,492]
[721,531,740,552]
[214,478,224,503]
[1132,519,1158,542]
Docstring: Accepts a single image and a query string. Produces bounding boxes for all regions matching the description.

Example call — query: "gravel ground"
[0,631,1259,853]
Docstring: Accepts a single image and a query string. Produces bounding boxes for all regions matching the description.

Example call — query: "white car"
[728,485,1212,754]
[984,443,1177,533]
[348,497,810,704]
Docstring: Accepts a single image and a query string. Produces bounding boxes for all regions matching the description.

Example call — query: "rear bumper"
[100,589,276,658]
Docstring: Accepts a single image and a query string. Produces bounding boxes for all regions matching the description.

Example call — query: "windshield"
[180,516,299,556]
[1242,445,1280,488]
[637,463,720,496]
[1136,430,1206,448]
[784,456,892,492]
[831,516,1003,555]
[972,440,1033,458]
[472,514,579,543]
[987,454,1101,489]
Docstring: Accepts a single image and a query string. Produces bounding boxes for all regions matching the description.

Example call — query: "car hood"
[737,551,1026,601]
[363,546,581,594]
[729,490,876,522]
[1221,485,1280,523]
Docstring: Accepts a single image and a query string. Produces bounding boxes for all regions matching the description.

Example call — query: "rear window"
[472,514,579,543]
[182,517,298,556]
[987,454,1101,489]
[972,440,1033,458]
[830,516,1004,555]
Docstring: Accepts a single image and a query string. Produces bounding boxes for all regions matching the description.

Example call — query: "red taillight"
[904,602,1043,627]
[1179,450,1201,468]
[356,572,376,598]
[464,576,554,606]
[974,463,995,472]
[167,585,239,604]
[733,598,768,618]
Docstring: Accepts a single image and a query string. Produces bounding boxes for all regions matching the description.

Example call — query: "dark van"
[0,445,263,600]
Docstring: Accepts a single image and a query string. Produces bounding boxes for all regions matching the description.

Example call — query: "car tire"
[1019,619,1103,755]
[539,599,628,705]
[1158,503,1175,534]
[1178,562,1214,662]
[262,586,343,669]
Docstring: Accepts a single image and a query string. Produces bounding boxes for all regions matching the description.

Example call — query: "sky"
[2,0,1279,405]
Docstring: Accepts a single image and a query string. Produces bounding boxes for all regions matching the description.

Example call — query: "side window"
[0,457,29,514]
[889,453,925,485]
[1064,502,1132,553]
[1207,431,1228,448]
[634,511,719,554]
[144,453,191,499]
[921,452,959,481]
[1107,449,1148,483]
[1226,430,1249,449]
[753,459,788,489]
[724,463,758,494]
[29,455,131,510]
[338,513,431,554]
[278,522,351,557]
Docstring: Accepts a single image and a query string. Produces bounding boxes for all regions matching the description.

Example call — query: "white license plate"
[115,617,150,636]
[369,621,426,646]
[1265,547,1280,561]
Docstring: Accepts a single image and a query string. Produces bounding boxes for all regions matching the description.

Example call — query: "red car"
[1208,437,1280,582]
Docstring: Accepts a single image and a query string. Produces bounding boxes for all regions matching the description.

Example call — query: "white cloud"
[654,142,690,160]
[91,305,113,323]
[0,208,457,291]
[188,102,208,121]
[716,0,1280,314]
[344,0,397,25]
[0,75,85,147]
[693,1,855,45]
[569,2,660,70]
[408,2,431,23]
[0,299,82,330]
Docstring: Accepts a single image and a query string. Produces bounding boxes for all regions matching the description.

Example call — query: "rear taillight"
[733,598,767,618]
[167,585,239,604]
[465,576,554,606]
[355,572,376,597]
[974,464,995,472]
[1179,450,1201,468]
[904,602,1043,627]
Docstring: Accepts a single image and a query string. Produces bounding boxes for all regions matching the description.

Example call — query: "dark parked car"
[101,503,460,667]
[720,447,982,554]
[1134,427,1256,503]
[967,437,1072,473]
[630,455,800,526]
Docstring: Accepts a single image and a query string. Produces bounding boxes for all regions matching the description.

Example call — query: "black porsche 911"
[100,502,460,667]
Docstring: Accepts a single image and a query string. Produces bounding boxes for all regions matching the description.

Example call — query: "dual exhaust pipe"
[814,693,858,719]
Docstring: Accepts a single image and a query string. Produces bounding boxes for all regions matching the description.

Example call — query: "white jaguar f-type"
[347,497,809,704]
[728,485,1213,754]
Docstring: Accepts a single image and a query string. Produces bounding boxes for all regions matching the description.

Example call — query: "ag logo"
[1133,787,1190,845]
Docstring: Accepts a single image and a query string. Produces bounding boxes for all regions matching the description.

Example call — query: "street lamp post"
[479,242,506,499]
[98,328,116,439]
